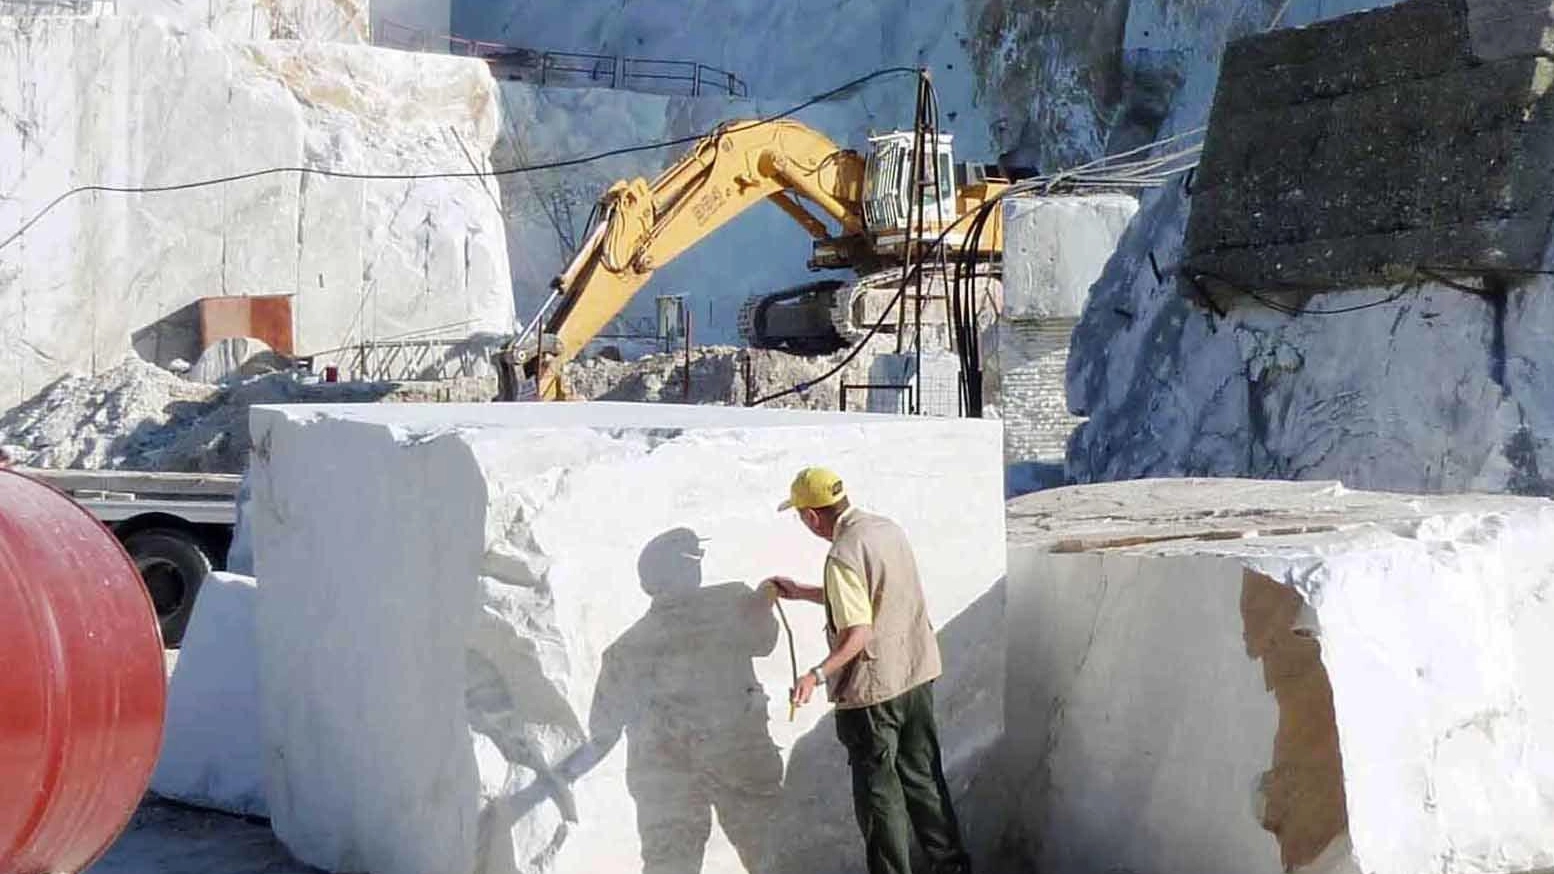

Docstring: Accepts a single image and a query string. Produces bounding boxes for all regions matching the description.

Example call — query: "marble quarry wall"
[112,0,369,41]
[455,0,1001,158]
[0,15,512,408]
[249,402,1006,874]
[1001,478,1554,874]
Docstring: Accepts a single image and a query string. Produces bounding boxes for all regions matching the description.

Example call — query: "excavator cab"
[862,132,958,238]
[810,131,959,270]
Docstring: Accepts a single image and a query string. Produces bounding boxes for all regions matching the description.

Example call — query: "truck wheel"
[124,529,211,648]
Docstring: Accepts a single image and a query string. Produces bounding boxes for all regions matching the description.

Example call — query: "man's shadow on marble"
[593,527,784,874]
[486,527,784,874]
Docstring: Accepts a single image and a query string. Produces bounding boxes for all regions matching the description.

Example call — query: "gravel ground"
[87,799,313,874]
[83,652,302,874]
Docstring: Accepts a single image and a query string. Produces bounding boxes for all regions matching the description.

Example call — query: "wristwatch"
[810,666,827,685]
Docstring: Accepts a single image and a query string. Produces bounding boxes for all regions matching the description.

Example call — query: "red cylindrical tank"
[0,469,166,874]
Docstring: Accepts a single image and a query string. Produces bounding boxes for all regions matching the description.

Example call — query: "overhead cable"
[0,66,920,256]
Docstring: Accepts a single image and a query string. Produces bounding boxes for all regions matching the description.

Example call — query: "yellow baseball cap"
[778,467,847,511]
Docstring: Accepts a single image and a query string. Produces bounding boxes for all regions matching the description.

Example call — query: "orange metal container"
[0,469,166,874]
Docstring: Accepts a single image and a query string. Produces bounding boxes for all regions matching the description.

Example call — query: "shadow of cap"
[637,527,708,598]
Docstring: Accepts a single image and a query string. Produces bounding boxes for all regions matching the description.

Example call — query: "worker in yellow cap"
[764,467,970,874]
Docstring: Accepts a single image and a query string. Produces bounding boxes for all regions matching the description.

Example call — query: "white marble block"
[1003,478,1554,874]
[249,403,1006,874]
[152,572,266,818]
[1001,193,1137,321]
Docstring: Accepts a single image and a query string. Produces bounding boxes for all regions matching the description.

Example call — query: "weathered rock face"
[973,0,1392,168]
[0,16,512,408]
[1003,478,1554,874]
[1069,222,1554,493]
[455,0,1325,171]
[250,402,1005,874]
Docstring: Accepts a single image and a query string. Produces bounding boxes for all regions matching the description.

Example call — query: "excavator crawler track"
[738,266,1003,354]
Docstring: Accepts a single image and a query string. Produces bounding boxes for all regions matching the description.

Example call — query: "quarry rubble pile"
[565,345,890,410]
[0,356,492,473]
[0,345,885,475]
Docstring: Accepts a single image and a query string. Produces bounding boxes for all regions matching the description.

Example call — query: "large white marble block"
[249,403,1006,874]
[1003,478,1554,874]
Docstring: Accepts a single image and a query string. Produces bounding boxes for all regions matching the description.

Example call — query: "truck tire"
[123,529,210,648]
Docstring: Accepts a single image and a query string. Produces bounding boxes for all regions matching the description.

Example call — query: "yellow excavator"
[494,117,1009,401]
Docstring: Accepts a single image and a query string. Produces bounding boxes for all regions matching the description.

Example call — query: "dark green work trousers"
[833,681,971,874]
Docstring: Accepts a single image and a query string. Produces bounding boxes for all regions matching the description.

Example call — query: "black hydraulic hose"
[773,597,798,722]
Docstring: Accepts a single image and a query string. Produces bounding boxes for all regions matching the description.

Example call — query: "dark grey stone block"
[1187,0,1554,294]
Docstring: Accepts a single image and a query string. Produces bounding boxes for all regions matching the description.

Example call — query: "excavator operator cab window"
[922,148,955,217]
[863,132,958,233]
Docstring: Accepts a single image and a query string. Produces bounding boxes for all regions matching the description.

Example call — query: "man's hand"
[763,575,809,601]
[791,671,819,707]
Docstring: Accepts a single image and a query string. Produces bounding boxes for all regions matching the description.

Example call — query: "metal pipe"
[513,287,562,352]
[683,307,693,402]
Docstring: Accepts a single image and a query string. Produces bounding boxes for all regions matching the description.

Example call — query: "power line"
[1193,261,1533,316]
[0,66,919,256]
[1224,278,1418,316]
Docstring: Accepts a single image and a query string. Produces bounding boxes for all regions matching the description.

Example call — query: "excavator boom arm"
[516,119,867,399]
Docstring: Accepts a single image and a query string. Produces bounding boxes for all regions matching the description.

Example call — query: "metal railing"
[346,338,490,382]
[840,383,912,414]
[375,18,749,98]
